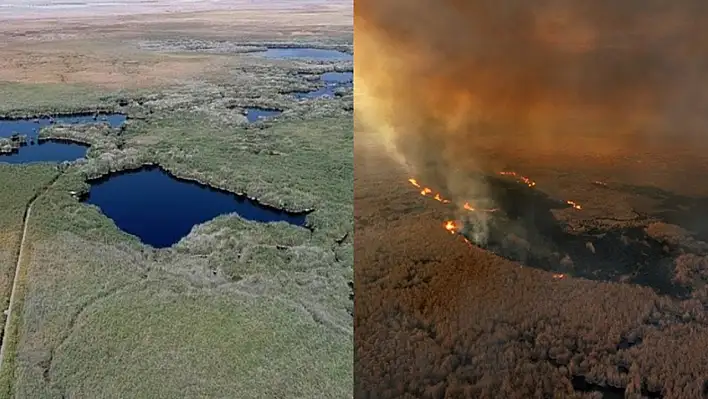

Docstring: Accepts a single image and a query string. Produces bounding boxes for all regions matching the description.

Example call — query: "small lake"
[0,113,126,164]
[257,47,353,61]
[83,166,309,248]
[245,108,282,123]
[321,72,353,83]
[294,71,353,100]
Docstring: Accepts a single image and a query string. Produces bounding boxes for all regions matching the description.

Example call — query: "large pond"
[294,71,353,100]
[0,113,126,164]
[256,47,353,61]
[83,166,309,248]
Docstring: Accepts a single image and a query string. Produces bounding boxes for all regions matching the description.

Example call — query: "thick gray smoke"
[355,0,708,243]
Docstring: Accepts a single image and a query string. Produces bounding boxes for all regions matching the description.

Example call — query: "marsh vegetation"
[0,5,353,398]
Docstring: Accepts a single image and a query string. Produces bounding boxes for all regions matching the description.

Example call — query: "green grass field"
[0,164,59,332]
[0,38,352,398]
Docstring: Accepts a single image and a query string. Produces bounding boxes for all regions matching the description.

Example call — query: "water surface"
[84,166,309,248]
[294,71,354,100]
[257,48,352,61]
[0,113,126,163]
[321,72,353,83]
[245,108,282,123]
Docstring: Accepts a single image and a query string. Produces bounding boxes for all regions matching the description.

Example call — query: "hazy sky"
[355,0,708,194]
[0,0,346,20]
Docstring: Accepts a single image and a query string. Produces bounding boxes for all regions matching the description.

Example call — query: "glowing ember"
[566,200,582,210]
[498,171,536,187]
[463,202,498,213]
[434,193,452,203]
[409,178,452,203]
[443,220,461,234]
[409,177,500,213]
[497,171,583,210]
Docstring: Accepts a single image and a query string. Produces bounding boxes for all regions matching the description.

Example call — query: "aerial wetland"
[83,165,310,248]
[294,71,354,100]
[244,107,282,123]
[255,47,353,61]
[0,111,314,249]
[0,114,126,163]
[0,22,354,396]
[0,44,353,251]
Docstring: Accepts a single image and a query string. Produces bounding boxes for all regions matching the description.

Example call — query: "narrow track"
[0,174,61,373]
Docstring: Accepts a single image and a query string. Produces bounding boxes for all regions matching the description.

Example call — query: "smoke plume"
[355,0,708,243]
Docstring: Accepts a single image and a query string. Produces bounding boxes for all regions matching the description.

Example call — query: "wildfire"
[552,273,566,280]
[463,202,498,213]
[443,220,461,234]
[566,200,582,210]
[498,171,582,211]
[408,177,500,216]
[498,171,536,187]
[409,178,451,203]
[408,171,585,237]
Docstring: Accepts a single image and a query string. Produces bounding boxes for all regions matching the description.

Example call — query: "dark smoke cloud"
[355,0,708,242]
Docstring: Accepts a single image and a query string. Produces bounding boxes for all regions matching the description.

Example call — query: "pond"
[245,108,282,123]
[294,71,353,100]
[0,113,126,164]
[83,166,310,248]
[256,47,353,61]
[321,72,353,83]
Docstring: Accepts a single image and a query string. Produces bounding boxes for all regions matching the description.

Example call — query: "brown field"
[0,0,351,89]
[354,130,708,399]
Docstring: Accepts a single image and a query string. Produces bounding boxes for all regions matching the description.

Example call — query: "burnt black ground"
[459,175,693,299]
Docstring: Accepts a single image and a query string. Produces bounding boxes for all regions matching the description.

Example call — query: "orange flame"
[443,220,461,234]
[552,273,566,279]
[498,171,582,210]
[499,171,536,187]
[463,202,498,213]
[409,177,500,213]
[566,200,582,210]
[409,178,452,203]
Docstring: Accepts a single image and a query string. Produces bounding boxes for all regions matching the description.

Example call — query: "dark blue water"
[84,166,309,248]
[245,108,282,123]
[257,48,353,61]
[0,113,126,163]
[293,72,353,100]
[0,141,89,164]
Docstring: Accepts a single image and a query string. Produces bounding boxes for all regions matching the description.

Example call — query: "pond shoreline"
[81,163,315,219]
